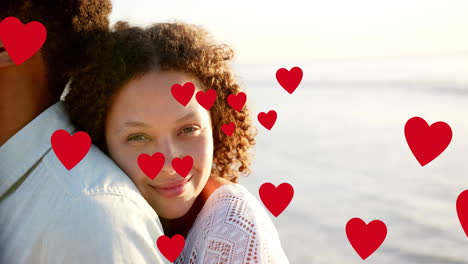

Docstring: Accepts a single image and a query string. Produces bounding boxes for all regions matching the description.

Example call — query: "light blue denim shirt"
[0,102,169,264]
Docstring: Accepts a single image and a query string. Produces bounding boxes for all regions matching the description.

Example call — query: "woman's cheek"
[191,139,211,163]
[130,153,147,181]
[115,149,142,182]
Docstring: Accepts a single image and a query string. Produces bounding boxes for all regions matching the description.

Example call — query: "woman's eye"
[182,126,199,134]
[127,134,148,142]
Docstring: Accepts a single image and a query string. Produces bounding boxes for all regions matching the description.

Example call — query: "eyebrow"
[176,111,196,123]
[120,111,197,131]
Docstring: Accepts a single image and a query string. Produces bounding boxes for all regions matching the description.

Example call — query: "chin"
[150,174,208,219]
[160,200,194,219]
[158,193,198,220]
[164,210,187,220]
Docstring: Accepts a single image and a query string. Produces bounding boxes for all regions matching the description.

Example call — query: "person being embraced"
[64,21,289,263]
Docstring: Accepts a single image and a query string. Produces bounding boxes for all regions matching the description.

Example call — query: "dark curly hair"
[0,0,112,101]
[64,22,258,183]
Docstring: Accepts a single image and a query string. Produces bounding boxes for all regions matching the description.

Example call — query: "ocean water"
[235,55,468,263]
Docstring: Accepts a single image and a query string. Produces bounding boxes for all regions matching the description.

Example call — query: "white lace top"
[174,184,289,264]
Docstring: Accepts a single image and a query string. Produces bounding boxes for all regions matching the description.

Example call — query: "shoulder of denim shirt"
[42,143,157,218]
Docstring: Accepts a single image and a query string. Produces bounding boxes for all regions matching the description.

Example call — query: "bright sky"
[110,0,468,63]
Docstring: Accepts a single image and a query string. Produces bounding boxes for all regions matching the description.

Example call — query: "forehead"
[109,71,207,122]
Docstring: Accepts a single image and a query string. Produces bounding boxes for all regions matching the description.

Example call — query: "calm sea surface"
[235,56,468,263]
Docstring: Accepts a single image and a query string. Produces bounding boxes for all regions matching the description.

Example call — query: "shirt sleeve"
[41,192,171,264]
[234,191,290,264]
[176,185,290,264]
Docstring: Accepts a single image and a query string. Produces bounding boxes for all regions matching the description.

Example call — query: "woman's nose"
[161,157,177,176]
[158,138,180,175]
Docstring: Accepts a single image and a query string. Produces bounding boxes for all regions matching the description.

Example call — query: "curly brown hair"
[64,22,258,183]
[0,0,112,101]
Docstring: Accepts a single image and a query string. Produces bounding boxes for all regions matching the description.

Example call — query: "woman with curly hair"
[65,21,289,263]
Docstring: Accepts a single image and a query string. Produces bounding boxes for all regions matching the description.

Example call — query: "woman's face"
[105,70,214,219]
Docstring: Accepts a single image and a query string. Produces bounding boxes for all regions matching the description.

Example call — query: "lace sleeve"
[175,184,289,264]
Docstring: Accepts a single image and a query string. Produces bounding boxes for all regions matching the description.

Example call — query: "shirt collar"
[0,101,76,198]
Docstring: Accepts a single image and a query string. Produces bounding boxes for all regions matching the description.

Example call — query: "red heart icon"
[221,122,236,136]
[138,152,165,180]
[0,17,47,65]
[457,190,468,237]
[257,110,277,130]
[195,89,217,110]
[171,82,195,106]
[51,130,91,170]
[156,234,185,262]
[404,116,452,166]
[227,92,247,112]
[259,182,294,217]
[346,218,387,260]
[276,67,303,94]
[172,156,193,178]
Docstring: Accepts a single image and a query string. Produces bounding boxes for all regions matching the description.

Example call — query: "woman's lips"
[151,176,192,198]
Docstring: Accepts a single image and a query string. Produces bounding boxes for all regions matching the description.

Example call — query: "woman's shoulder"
[204,179,261,211]
[201,178,280,237]
[179,179,289,263]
